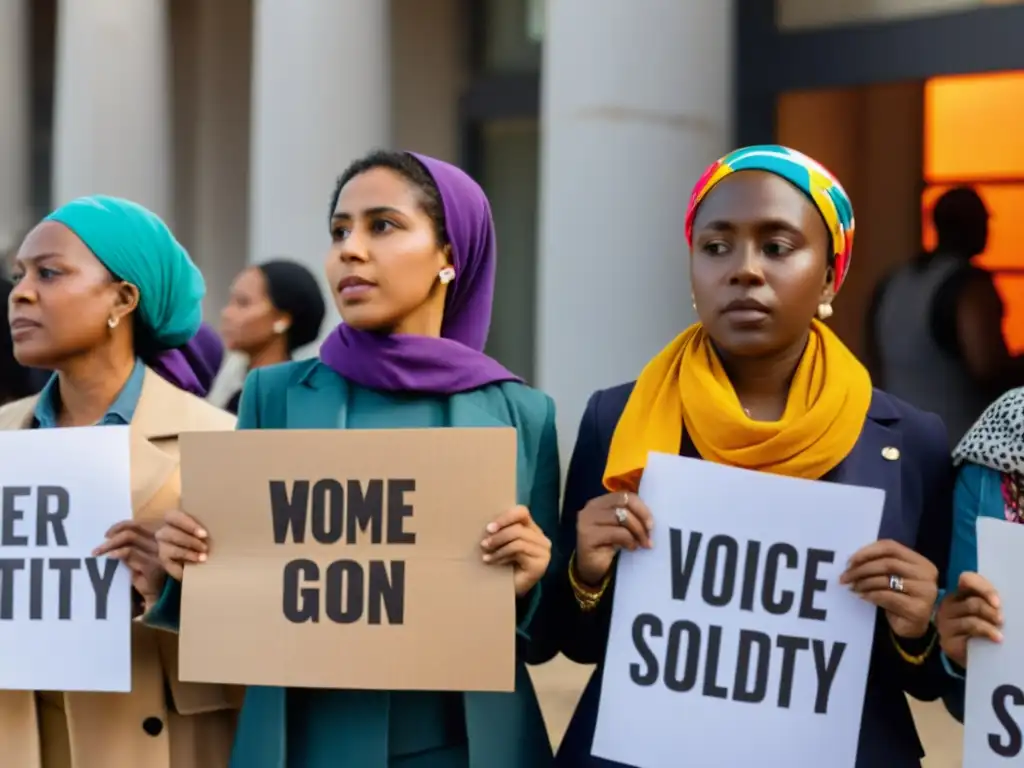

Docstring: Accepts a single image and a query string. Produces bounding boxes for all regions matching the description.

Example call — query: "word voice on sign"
[1,485,119,620]
[271,477,417,625]
[629,528,847,715]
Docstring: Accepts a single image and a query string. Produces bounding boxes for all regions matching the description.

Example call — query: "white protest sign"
[593,453,884,768]
[963,517,1024,766]
[0,426,133,692]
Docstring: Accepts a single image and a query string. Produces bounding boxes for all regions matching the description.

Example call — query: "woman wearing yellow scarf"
[554,146,956,768]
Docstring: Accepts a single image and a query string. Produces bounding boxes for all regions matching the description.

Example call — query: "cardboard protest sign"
[178,427,518,691]
[0,426,133,691]
[593,453,883,768]
[963,517,1024,767]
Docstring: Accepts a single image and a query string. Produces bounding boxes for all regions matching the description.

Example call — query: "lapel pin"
[881,446,900,461]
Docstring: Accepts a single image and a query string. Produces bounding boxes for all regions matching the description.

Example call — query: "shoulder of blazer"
[134,368,236,438]
[250,358,322,397]
[581,381,635,450]
[0,394,39,430]
[869,387,949,469]
[492,380,554,425]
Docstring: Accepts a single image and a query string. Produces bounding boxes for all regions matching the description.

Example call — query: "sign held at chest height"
[0,427,133,692]
[1,485,120,621]
[178,428,519,692]
[963,518,1024,768]
[593,454,884,768]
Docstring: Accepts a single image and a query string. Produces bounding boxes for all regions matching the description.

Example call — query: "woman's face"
[690,171,834,359]
[326,167,449,334]
[220,267,285,353]
[8,222,137,369]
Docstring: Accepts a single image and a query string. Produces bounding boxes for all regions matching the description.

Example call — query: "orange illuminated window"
[923,72,1024,352]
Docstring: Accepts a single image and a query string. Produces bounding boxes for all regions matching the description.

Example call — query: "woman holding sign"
[151,151,560,767]
[933,394,1018,722]
[0,197,239,767]
[554,146,956,767]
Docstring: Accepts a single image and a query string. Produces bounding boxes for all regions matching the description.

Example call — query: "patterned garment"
[684,144,856,291]
[999,473,1024,524]
[954,387,1024,524]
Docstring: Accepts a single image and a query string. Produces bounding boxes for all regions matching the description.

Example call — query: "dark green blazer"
[147,359,561,768]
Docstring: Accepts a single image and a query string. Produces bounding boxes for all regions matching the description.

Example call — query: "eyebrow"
[331,206,405,220]
[14,252,61,265]
[698,218,803,234]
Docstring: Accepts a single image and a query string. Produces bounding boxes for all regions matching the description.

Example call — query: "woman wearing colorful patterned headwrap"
[553,146,956,767]
[0,196,238,768]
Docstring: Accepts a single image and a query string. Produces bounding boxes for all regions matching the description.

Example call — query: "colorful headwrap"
[684,145,856,291]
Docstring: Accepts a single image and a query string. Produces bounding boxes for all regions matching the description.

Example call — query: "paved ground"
[529,656,964,767]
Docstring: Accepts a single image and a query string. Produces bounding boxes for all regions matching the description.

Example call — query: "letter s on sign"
[988,684,1024,758]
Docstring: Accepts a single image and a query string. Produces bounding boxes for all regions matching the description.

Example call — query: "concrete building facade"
[3,0,1024,453]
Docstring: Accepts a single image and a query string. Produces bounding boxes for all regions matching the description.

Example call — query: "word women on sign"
[0,485,120,621]
[270,477,416,625]
[629,529,844,715]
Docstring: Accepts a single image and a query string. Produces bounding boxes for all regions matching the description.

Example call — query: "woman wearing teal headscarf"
[0,195,238,768]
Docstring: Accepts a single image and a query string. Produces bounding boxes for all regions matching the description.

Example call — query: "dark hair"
[257,259,327,351]
[933,186,987,252]
[329,149,449,248]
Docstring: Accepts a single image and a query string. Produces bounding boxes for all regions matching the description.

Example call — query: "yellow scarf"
[603,320,872,492]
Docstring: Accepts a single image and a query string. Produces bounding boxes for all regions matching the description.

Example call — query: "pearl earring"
[107,316,119,329]
[817,302,834,320]
[438,266,456,285]
[273,320,289,334]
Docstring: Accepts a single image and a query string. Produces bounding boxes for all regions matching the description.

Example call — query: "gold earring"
[817,303,834,320]
[438,266,456,285]
[107,316,119,329]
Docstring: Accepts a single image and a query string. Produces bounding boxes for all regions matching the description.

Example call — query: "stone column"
[248,0,391,340]
[51,0,173,220]
[536,0,734,454]
[0,0,31,256]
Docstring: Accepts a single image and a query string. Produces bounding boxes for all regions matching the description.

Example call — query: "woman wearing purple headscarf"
[151,151,560,767]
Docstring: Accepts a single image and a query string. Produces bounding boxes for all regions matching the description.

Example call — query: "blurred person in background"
[0,195,238,768]
[219,259,326,413]
[869,186,1024,444]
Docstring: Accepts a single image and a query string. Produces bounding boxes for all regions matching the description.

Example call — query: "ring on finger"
[614,507,628,526]
[889,574,905,593]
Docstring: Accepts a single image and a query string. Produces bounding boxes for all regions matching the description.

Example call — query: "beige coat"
[0,369,241,768]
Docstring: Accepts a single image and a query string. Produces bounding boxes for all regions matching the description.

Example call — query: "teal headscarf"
[45,195,204,349]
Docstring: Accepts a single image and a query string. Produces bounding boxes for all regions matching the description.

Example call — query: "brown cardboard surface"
[177,427,518,692]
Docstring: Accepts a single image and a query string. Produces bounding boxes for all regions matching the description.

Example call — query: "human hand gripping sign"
[93,519,167,606]
[574,491,654,587]
[155,509,209,581]
[935,571,1004,668]
[480,505,551,597]
[840,539,939,639]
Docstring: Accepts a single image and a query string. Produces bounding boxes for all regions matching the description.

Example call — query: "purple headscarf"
[149,323,225,398]
[319,152,521,394]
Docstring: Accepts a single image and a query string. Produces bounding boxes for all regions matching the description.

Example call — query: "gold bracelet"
[890,626,938,666]
[569,551,611,612]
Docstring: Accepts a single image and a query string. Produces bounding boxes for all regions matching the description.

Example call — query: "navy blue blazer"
[553,383,955,768]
